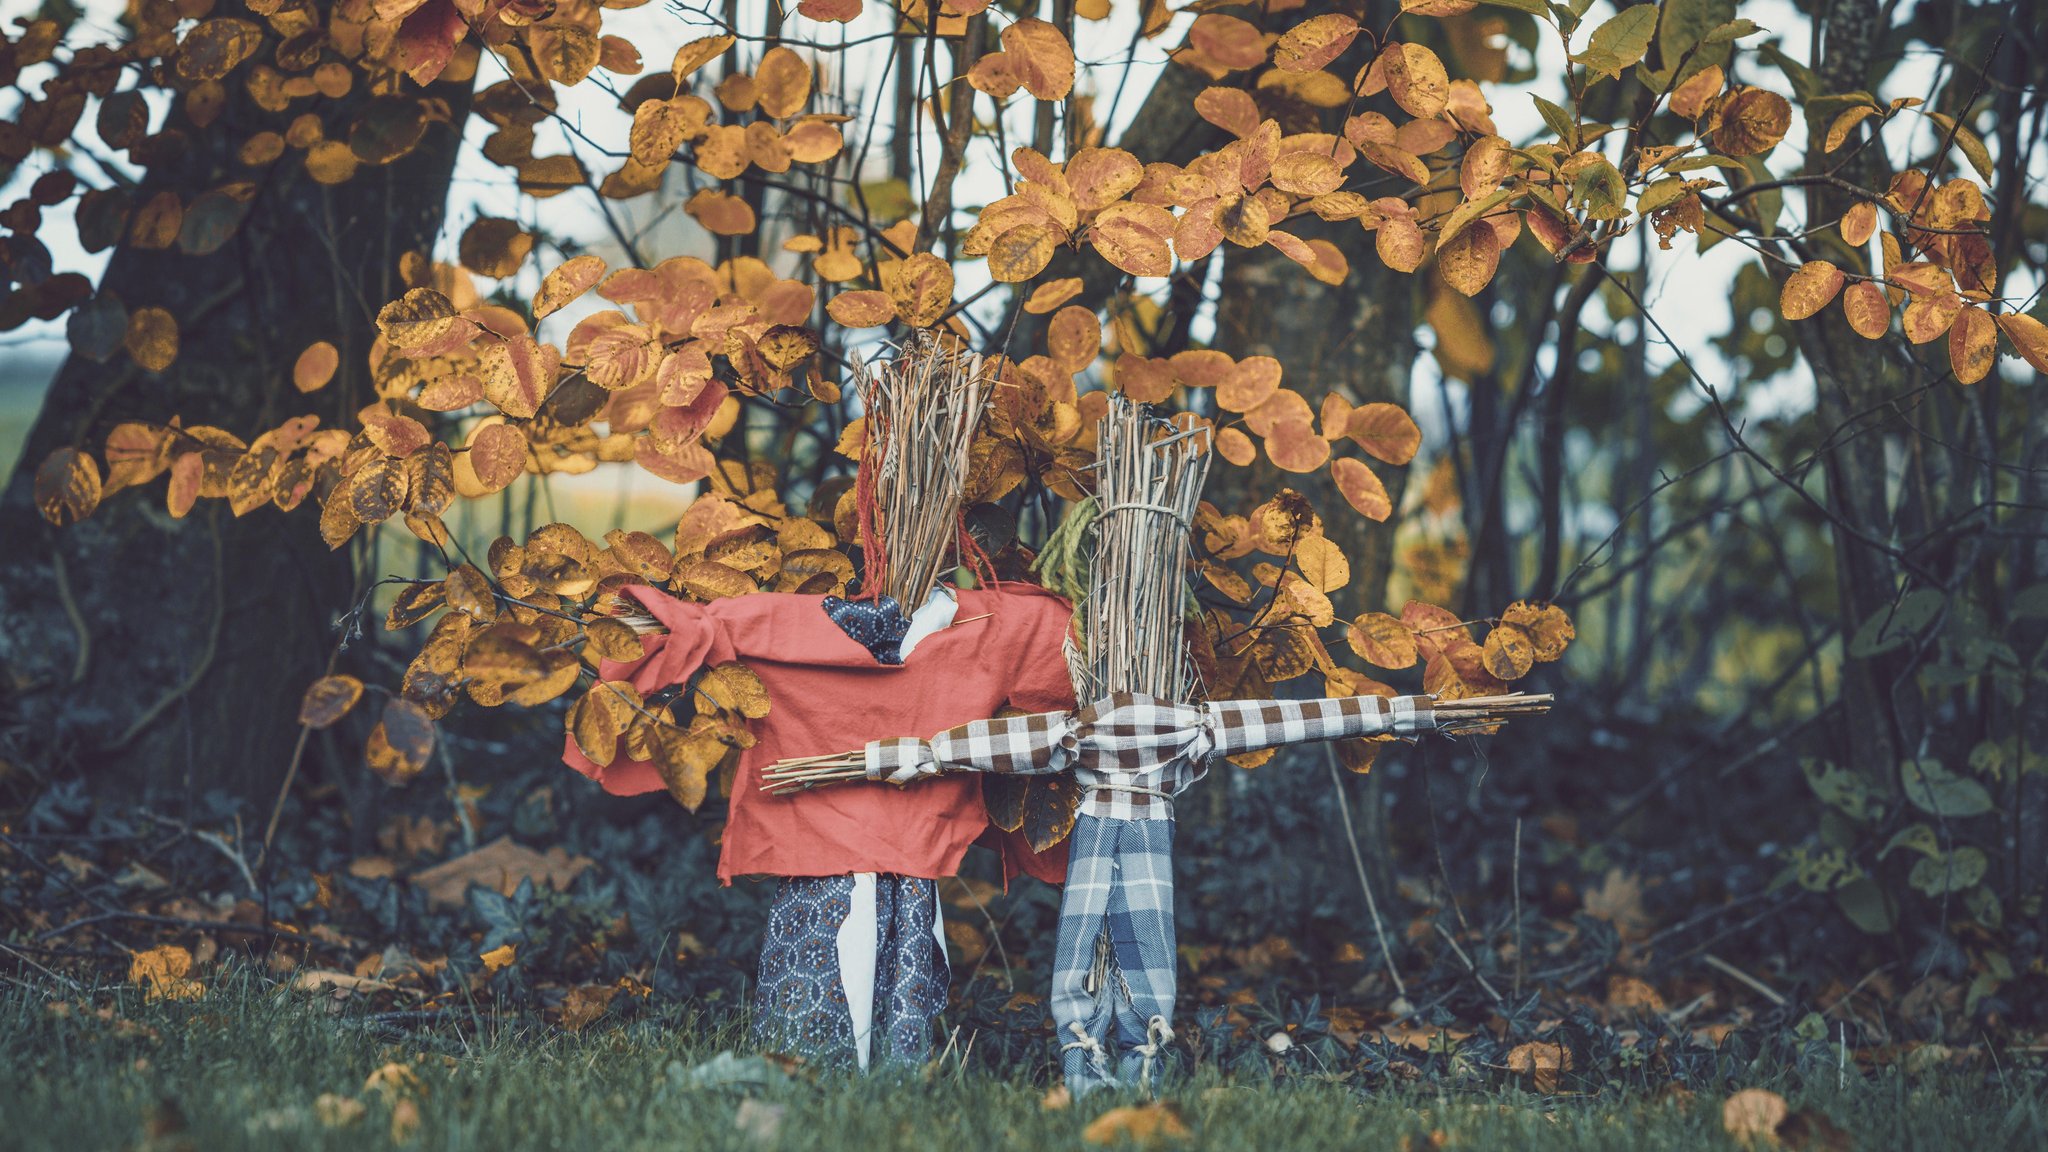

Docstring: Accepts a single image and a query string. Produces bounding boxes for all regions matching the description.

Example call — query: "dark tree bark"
[0,39,472,800]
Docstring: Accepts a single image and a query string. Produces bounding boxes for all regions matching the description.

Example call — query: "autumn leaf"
[886,252,954,327]
[129,944,204,1001]
[1714,87,1791,156]
[300,674,365,728]
[34,448,101,526]
[1002,18,1075,101]
[1383,44,1449,119]
[1779,260,1845,320]
[1332,457,1392,520]
[1505,1040,1573,1093]
[1082,1102,1191,1146]
[294,340,339,392]
[1274,14,1358,73]
[1722,1089,1789,1145]
[1347,612,1418,669]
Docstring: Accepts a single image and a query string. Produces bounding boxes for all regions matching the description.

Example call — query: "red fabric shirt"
[561,584,1075,886]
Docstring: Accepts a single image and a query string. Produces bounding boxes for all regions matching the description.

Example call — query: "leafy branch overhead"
[11,0,2037,847]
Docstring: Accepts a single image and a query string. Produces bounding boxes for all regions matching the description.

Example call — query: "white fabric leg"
[836,872,880,1071]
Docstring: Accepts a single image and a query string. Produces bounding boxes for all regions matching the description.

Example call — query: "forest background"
[1,0,2046,1106]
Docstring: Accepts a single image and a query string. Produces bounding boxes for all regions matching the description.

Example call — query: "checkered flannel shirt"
[864,692,1436,820]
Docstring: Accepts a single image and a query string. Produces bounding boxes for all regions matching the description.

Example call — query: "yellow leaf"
[1481,622,1536,679]
[128,944,204,1001]
[1779,260,1845,321]
[294,340,339,392]
[479,943,517,972]
[34,447,101,526]
[1347,611,1418,669]
[1713,87,1790,156]
[1994,312,2048,373]
[1332,457,1392,520]
[1002,18,1075,101]
[1082,1103,1191,1147]
[885,251,954,327]
[1840,280,1891,339]
[1722,1088,1789,1145]
[1384,43,1449,119]
[1501,601,1574,661]
[1506,1040,1573,1092]
[1948,305,1996,385]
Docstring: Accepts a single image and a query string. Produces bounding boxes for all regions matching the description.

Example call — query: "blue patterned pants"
[753,874,948,1069]
[1052,815,1179,1095]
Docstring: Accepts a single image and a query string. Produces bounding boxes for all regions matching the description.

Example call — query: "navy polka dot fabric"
[822,595,912,665]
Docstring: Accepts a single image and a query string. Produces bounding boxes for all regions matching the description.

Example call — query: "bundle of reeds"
[1076,397,1210,703]
[606,335,993,638]
[854,332,996,609]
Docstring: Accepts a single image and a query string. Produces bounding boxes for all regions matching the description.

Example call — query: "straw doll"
[762,397,1549,1093]
[563,338,1074,1071]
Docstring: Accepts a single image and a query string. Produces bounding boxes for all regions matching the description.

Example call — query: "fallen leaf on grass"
[314,1094,365,1128]
[409,836,593,908]
[364,1062,424,1100]
[480,944,517,972]
[295,970,402,996]
[1505,1040,1574,1092]
[1722,1088,1788,1144]
[390,1097,421,1143]
[128,945,205,1002]
[1082,1103,1191,1146]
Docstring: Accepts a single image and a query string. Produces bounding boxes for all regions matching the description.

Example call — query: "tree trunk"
[1783,0,1921,782]
[0,48,471,801]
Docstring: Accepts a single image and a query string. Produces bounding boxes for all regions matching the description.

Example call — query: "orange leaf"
[1023,277,1084,314]
[1948,305,1996,384]
[754,45,813,119]
[1215,426,1256,466]
[1264,419,1330,473]
[1194,87,1260,137]
[294,341,339,393]
[1274,14,1359,73]
[1332,457,1392,520]
[1902,291,1961,344]
[1839,201,1878,246]
[827,289,893,329]
[1840,280,1890,339]
[1344,402,1420,465]
[1779,260,1845,321]
[1995,312,2048,373]
[1383,43,1449,119]
[1001,18,1075,100]
[1670,64,1723,119]
[1347,612,1417,669]
[535,254,606,321]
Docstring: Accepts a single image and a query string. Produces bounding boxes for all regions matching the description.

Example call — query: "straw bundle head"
[852,332,997,608]
[1076,396,1212,702]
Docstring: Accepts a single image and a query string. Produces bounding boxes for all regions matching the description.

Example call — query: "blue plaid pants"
[1052,814,1178,1095]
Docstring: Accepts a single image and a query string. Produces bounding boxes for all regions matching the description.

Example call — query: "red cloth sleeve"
[560,586,738,796]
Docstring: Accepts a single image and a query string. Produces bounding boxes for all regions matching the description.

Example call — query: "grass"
[2,971,2042,1152]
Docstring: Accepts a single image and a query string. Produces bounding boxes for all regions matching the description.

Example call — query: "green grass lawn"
[2,972,2041,1152]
